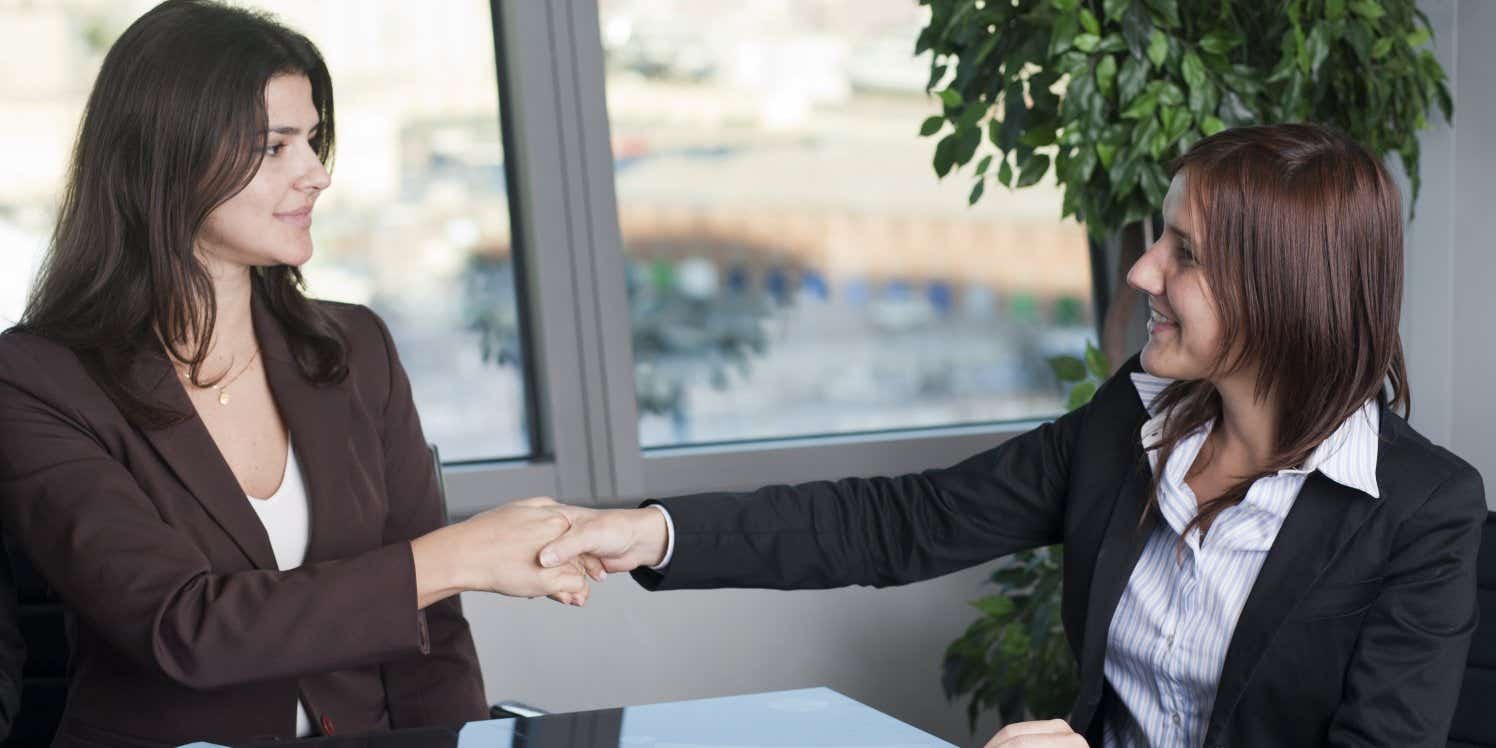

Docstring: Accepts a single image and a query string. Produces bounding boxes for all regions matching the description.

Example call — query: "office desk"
[183,688,954,748]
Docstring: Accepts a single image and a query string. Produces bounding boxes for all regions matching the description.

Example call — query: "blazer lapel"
[1070,447,1158,731]
[1202,472,1379,744]
[136,350,279,570]
[250,294,353,565]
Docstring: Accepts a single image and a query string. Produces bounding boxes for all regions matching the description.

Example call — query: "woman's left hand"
[984,719,1088,747]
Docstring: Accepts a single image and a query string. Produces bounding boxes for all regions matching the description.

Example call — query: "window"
[0,0,531,461]
[599,0,1094,448]
[2,1,1098,510]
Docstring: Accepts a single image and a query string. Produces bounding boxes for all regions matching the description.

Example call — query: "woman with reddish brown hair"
[535,122,1486,747]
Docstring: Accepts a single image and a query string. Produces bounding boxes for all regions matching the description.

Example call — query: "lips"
[274,205,313,229]
[1148,304,1177,333]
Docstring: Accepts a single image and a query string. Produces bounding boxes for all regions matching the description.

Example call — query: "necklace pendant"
[217,390,231,406]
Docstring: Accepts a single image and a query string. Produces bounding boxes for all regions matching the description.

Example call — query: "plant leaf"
[1198,32,1241,56]
[1085,341,1109,379]
[1067,380,1099,409]
[1350,0,1385,20]
[971,594,1017,619]
[1017,152,1051,187]
[939,88,963,109]
[1118,56,1149,103]
[1079,8,1101,36]
[1096,55,1118,97]
[1145,0,1181,28]
[1147,29,1169,67]
[920,115,945,137]
[1181,51,1206,93]
[1049,355,1086,382]
[969,178,986,206]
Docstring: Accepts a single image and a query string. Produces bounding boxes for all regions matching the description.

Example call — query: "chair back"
[2,536,67,748]
[1449,511,1496,747]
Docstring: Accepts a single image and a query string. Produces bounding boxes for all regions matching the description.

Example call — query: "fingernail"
[539,550,557,567]
[596,570,608,582]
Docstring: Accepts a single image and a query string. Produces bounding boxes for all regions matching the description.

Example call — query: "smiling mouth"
[1148,305,1176,326]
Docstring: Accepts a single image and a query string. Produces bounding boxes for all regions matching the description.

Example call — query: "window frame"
[442,0,1090,516]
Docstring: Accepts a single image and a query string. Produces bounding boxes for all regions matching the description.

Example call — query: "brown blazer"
[0,294,488,746]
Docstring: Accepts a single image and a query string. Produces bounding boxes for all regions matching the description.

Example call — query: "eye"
[1177,244,1196,265]
[265,143,285,157]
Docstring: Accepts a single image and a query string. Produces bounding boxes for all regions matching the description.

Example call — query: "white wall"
[461,3,1496,746]
[1402,0,1496,506]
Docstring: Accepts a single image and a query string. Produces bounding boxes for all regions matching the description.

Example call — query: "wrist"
[411,524,469,607]
[631,506,669,567]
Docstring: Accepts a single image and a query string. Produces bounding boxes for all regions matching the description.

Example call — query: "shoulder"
[305,299,404,400]
[0,328,94,394]
[1377,409,1487,527]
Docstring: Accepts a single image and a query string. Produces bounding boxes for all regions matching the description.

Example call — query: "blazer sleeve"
[633,367,1118,592]
[364,309,489,726]
[0,340,426,691]
[1327,462,1486,746]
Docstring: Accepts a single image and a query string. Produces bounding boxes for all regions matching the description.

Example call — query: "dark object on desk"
[2,533,59,747]
[1449,511,1496,747]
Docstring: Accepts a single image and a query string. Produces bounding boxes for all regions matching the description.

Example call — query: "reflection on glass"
[0,1,528,460]
[601,0,1095,448]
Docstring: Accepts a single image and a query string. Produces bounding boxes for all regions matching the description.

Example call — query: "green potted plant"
[919,0,1453,732]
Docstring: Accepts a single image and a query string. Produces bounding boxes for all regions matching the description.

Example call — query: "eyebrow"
[263,122,322,136]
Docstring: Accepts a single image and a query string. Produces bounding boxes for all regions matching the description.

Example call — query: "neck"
[1210,369,1278,470]
[176,257,257,365]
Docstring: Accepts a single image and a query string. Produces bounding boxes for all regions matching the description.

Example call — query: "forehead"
[264,74,318,124]
[1162,171,1193,232]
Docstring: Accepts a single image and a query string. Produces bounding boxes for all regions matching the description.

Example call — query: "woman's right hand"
[410,498,589,608]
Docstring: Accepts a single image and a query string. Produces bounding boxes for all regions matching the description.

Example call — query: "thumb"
[538,524,592,568]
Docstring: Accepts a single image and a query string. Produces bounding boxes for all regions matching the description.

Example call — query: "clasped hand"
[445,498,667,607]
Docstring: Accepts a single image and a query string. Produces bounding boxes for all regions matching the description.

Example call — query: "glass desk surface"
[181,687,955,748]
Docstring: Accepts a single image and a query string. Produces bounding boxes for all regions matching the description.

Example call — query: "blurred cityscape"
[0,0,1093,459]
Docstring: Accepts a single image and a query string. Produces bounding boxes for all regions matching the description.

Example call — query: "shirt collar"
[1130,372,1381,500]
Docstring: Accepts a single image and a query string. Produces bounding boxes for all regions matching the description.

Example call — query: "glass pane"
[601,1,1095,448]
[0,1,528,461]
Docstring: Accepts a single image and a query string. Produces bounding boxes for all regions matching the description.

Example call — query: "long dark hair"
[15,0,347,428]
[1143,123,1409,540]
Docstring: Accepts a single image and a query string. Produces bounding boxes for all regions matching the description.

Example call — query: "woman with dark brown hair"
[535,123,1486,747]
[0,1,590,744]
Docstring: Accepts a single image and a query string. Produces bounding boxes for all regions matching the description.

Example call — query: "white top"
[245,439,315,738]
[1102,372,1381,747]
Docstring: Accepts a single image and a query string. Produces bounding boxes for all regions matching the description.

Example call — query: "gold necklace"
[212,348,260,405]
[180,349,261,406]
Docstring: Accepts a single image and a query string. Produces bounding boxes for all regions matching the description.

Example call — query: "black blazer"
[635,354,1487,747]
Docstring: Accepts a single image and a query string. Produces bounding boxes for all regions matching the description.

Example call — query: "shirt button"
[1166,634,1175,647]
[1172,714,1182,726]
[322,714,336,735]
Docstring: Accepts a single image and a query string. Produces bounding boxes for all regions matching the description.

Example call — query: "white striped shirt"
[1102,373,1381,747]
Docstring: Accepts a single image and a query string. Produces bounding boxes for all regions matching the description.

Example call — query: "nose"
[1126,237,1167,298]
[295,146,331,194]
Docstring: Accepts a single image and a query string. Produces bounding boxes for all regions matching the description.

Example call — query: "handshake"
[409,497,670,609]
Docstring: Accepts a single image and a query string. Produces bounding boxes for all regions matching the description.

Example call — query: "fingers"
[512,496,559,508]
[986,720,1081,748]
[539,522,602,569]
[581,554,607,582]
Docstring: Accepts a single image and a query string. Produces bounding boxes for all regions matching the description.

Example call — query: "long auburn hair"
[15,0,348,428]
[1143,123,1409,539]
